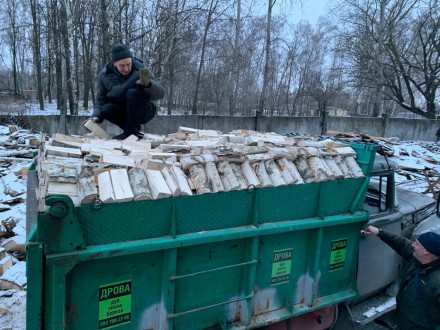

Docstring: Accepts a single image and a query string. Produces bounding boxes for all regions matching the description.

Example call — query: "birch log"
[229,163,248,189]
[205,161,224,193]
[241,161,261,188]
[344,156,364,178]
[264,159,286,186]
[180,154,217,170]
[216,160,240,191]
[189,164,211,194]
[251,161,273,187]
[307,156,331,182]
[161,167,181,196]
[324,156,344,179]
[128,166,152,201]
[294,157,315,183]
[77,170,97,205]
[334,155,353,178]
[170,165,193,196]
[274,158,296,184]
[146,170,172,199]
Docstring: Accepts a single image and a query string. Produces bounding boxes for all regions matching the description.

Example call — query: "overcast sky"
[290,0,331,24]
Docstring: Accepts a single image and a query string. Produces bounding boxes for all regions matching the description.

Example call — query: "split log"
[234,145,268,155]
[47,181,78,197]
[275,158,297,185]
[186,138,227,148]
[229,163,248,189]
[332,146,357,157]
[160,143,190,152]
[1,236,26,254]
[307,156,332,182]
[180,154,217,170]
[170,165,193,196]
[296,147,320,158]
[45,145,82,158]
[188,164,211,194]
[205,161,224,193]
[334,155,353,178]
[241,161,261,188]
[51,133,83,149]
[110,168,134,203]
[196,129,220,138]
[216,161,240,191]
[246,153,272,162]
[161,167,181,196]
[344,156,364,178]
[83,119,111,139]
[146,170,172,199]
[294,157,315,183]
[77,167,97,205]
[0,255,13,276]
[297,139,346,148]
[97,171,115,203]
[251,161,273,187]
[264,159,286,186]
[324,156,344,179]
[41,161,79,183]
[100,153,135,168]
[267,147,296,160]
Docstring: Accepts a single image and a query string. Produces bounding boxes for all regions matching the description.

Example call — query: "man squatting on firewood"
[90,44,165,140]
[362,225,440,330]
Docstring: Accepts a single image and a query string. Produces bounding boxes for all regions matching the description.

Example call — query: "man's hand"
[83,117,103,126]
[137,67,151,87]
[362,225,380,236]
[90,116,103,124]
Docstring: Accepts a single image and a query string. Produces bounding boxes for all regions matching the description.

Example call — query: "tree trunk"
[257,0,274,121]
[30,0,44,110]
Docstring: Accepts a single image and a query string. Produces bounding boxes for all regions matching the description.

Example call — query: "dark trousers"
[101,88,156,136]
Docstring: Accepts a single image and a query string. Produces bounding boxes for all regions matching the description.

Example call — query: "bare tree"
[30,0,44,110]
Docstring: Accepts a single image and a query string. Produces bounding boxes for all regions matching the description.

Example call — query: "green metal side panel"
[26,142,376,330]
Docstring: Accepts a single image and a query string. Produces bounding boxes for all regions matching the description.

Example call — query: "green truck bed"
[26,143,375,330]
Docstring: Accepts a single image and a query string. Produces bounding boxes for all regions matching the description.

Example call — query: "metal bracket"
[40,195,86,254]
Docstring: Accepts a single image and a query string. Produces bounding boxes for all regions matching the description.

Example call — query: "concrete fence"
[0,114,438,142]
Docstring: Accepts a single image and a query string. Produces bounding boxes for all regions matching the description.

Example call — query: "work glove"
[90,116,103,124]
[83,116,103,126]
[136,67,151,87]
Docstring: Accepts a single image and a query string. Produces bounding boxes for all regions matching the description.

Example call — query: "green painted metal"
[26,143,376,330]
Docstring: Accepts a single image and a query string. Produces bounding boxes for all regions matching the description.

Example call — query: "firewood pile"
[35,127,365,208]
[0,125,39,295]
[329,130,440,197]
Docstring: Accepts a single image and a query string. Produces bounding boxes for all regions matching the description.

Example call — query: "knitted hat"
[418,231,440,257]
[112,44,132,62]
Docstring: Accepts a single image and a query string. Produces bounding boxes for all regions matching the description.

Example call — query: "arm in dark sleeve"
[142,79,165,100]
[106,71,140,100]
[378,230,414,261]
[93,72,107,117]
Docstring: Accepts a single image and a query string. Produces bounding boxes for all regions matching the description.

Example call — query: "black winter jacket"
[378,230,440,329]
[93,58,164,117]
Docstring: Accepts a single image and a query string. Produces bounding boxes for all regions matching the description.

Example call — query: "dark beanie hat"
[112,44,132,62]
[418,231,440,257]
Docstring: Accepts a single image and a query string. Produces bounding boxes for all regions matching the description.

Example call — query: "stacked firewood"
[36,127,364,208]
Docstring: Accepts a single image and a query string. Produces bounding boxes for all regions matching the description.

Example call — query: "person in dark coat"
[91,44,165,140]
[363,225,440,329]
